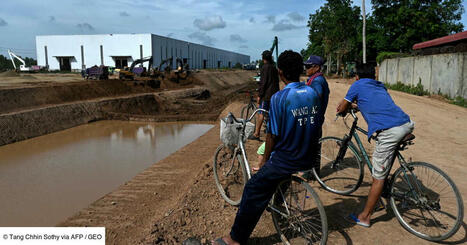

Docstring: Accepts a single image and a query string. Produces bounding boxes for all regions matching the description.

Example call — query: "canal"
[0,121,213,226]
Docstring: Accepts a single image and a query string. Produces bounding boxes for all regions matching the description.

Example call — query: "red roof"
[412,31,467,50]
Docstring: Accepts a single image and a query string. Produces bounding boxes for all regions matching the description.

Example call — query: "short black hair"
[278,50,303,81]
[356,62,376,79]
[262,50,273,63]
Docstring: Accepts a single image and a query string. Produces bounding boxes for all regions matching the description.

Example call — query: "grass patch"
[385,81,467,108]
[451,96,467,107]
[385,81,430,96]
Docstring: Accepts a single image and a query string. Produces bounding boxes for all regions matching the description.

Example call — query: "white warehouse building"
[35,34,250,71]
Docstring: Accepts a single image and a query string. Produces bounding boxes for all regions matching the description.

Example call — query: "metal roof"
[412,31,467,50]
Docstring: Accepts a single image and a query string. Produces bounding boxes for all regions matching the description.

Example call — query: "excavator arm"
[269,36,278,66]
[8,49,27,70]
[130,56,153,71]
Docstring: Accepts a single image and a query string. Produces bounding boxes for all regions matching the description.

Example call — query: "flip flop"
[346,214,370,228]
[248,135,261,141]
[212,238,228,245]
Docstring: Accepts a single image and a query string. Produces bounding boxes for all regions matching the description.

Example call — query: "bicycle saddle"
[401,133,415,143]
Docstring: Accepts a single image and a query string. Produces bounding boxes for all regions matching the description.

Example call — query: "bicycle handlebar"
[227,108,268,125]
[247,109,268,122]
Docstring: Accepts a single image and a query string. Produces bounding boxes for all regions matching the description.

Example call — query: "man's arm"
[336,99,351,115]
[259,133,276,169]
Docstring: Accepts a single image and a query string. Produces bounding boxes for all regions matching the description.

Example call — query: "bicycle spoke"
[390,162,463,241]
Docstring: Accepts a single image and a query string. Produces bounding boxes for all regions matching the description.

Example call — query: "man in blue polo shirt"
[336,62,414,227]
[213,50,323,245]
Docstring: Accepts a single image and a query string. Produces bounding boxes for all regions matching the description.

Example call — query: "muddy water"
[0,121,213,226]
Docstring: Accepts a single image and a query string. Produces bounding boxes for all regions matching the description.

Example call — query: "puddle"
[0,121,213,226]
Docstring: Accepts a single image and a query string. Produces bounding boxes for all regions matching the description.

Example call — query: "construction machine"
[119,56,153,80]
[269,36,278,66]
[7,49,32,72]
[83,65,109,80]
[159,57,174,73]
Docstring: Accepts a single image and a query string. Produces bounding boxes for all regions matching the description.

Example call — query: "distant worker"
[336,62,414,227]
[303,55,329,177]
[212,50,323,245]
[250,50,279,140]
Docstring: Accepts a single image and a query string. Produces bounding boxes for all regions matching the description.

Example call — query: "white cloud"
[272,20,302,31]
[193,15,226,31]
[188,31,215,45]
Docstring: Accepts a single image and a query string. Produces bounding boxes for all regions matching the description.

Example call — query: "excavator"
[8,49,32,72]
[119,56,153,80]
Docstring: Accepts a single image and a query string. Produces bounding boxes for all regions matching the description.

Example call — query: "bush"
[234,62,242,69]
[452,96,467,108]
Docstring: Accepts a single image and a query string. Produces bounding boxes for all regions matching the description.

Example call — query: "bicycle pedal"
[265,207,272,213]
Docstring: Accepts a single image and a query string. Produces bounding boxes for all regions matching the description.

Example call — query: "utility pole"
[362,0,367,64]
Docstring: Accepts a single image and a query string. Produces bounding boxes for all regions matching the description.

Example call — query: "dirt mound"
[193,70,255,93]
[0,70,19,77]
[0,80,160,114]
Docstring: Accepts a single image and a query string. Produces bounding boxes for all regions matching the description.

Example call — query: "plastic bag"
[220,115,255,146]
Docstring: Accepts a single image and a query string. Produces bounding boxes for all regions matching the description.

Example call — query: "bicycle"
[240,91,269,134]
[312,109,464,241]
[213,109,328,244]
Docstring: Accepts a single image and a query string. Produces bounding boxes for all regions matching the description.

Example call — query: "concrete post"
[44,46,49,69]
[81,45,85,69]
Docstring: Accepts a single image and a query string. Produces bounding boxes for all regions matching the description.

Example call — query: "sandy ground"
[59,78,466,244]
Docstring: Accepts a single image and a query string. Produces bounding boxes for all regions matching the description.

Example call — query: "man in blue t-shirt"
[213,50,323,245]
[336,63,414,227]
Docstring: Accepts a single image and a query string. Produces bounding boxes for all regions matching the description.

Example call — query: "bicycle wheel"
[312,137,364,195]
[213,144,248,206]
[271,176,328,244]
[389,162,464,241]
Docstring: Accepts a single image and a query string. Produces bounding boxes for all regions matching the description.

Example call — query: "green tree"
[302,0,361,75]
[0,55,14,71]
[370,0,465,53]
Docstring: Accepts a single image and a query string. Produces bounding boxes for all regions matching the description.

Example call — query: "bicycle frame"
[339,110,424,199]
[230,108,268,179]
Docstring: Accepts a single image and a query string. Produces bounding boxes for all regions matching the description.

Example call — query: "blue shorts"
[259,100,269,114]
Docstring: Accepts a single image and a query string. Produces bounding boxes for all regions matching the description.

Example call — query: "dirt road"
[61,78,467,244]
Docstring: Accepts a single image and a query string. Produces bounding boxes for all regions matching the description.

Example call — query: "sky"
[0,0,466,61]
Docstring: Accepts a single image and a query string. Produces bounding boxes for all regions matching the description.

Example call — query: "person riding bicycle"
[212,50,324,245]
[336,62,414,227]
[304,55,329,177]
[250,50,279,141]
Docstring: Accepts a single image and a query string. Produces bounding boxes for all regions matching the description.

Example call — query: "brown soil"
[0,70,256,146]
[58,78,467,245]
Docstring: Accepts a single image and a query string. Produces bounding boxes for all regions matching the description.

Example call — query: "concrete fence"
[378,52,467,99]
